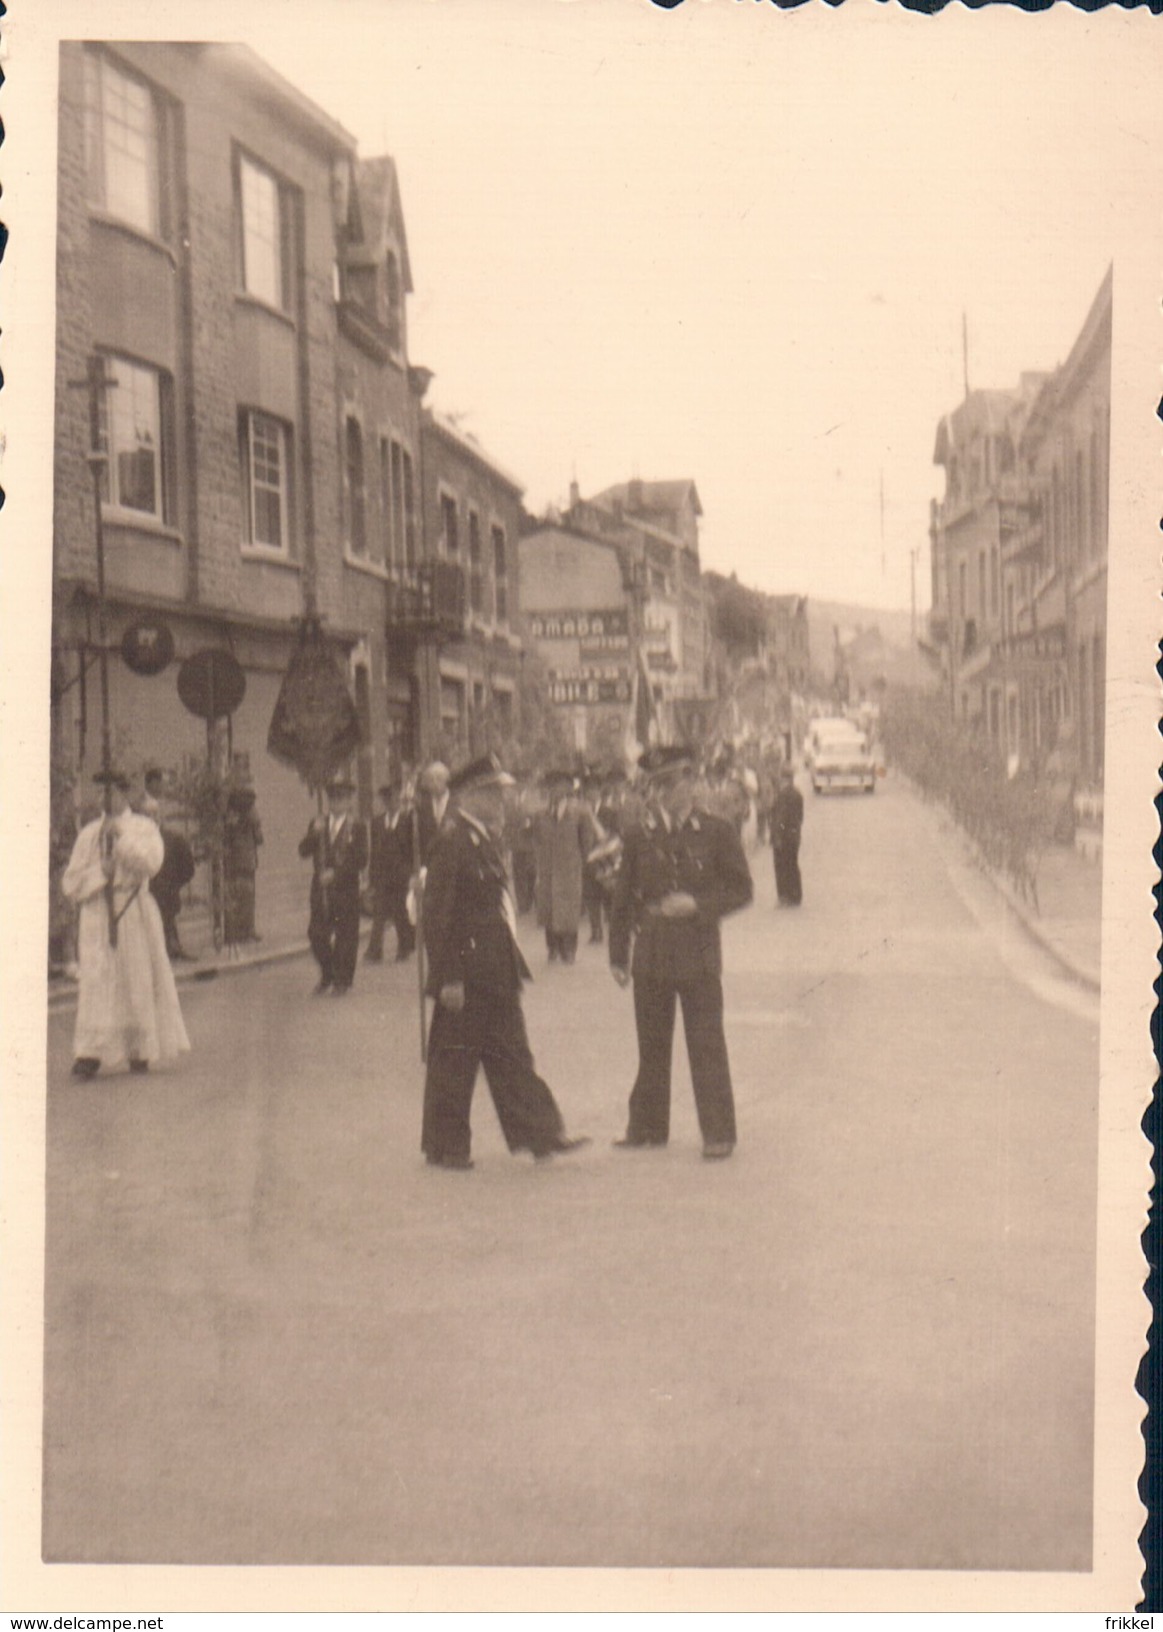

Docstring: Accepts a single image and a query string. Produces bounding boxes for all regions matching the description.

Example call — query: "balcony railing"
[386,560,466,637]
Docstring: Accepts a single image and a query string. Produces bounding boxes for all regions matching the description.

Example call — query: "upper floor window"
[441,492,459,558]
[385,251,402,351]
[492,524,508,623]
[401,448,417,570]
[83,52,163,237]
[379,438,393,565]
[238,153,291,310]
[95,354,172,522]
[345,418,367,556]
[239,409,292,552]
[468,509,484,614]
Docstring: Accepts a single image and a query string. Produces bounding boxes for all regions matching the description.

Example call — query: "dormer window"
[385,250,402,351]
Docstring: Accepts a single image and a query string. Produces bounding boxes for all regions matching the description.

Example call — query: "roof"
[423,411,525,498]
[346,155,414,293]
[191,45,357,155]
[932,381,1045,466]
[588,479,703,522]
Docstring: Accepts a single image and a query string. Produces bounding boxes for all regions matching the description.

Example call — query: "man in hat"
[298,777,368,994]
[608,745,753,1160]
[770,764,805,906]
[61,769,190,1078]
[366,782,415,963]
[535,768,598,964]
[223,784,263,943]
[421,753,589,1170]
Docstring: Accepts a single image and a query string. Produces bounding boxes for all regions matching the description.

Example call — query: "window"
[468,509,483,614]
[386,252,402,350]
[239,410,292,551]
[441,493,459,558]
[402,449,417,569]
[96,355,171,521]
[345,418,366,556]
[238,153,289,309]
[379,438,393,565]
[84,52,162,236]
[989,547,999,618]
[492,525,508,623]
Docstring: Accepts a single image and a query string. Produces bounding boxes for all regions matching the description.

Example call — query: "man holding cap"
[298,776,368,995]
[420,753,589,1170]
[609,745,753,1159]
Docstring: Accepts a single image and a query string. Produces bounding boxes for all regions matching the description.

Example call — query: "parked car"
[805,717,876,794]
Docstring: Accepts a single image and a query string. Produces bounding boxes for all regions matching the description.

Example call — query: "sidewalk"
[989,838,1103,993]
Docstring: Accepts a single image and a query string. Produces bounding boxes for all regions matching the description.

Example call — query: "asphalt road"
[43,774,1099,1569]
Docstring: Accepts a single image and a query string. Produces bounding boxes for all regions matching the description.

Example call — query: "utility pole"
[909,546,919,647]
[68,353,119,944]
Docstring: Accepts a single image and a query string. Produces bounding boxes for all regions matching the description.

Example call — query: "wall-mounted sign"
[178,648,247,721]
[528,609,628,643]
[549,673,632,706]
[121,618,175,677]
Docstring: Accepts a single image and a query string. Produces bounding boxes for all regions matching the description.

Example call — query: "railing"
[386,560,466,636]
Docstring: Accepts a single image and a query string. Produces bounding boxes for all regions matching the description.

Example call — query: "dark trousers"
[513,851,536,915]
[546,928,578,963]
[582,871,605,942]
[626,975,737,1147]
[421,985,565,1161]
[367,882,414,959]
[309,892,360,988]
[773,844,802,905]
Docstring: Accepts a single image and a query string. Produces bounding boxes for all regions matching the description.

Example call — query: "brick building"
[52,42,370,923]
[929,269,1110,799]
[418,411,524,763]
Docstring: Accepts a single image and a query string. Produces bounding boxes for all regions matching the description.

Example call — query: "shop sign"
[528,609,628,642]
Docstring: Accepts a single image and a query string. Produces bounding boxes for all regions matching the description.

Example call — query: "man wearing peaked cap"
[420,751,589,1170]
[298,774,368,995]
[535,766,598,965]
[609,741,753,1160]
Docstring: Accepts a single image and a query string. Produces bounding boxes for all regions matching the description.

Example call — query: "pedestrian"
[141,772,196,960]
[609,744,753,1160]
[770,765,804,906]
[420,752,590,1170]
[580,767,608,945]
[414,760,451,866]
[223,785,263,943]
[366,783,415,963]
[61,768,191,1078]
[298,776,368,995]
[535,769,597,964]
[508,780,541,916]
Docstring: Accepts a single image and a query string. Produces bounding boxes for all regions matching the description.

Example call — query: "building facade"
[418,411,524,764]
[929,269,1111,805]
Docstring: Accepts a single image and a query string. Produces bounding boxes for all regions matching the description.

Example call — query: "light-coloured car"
[805,717,876,794]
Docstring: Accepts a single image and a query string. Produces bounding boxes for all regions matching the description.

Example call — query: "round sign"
[177,648,247,721]
[121,618,175,677]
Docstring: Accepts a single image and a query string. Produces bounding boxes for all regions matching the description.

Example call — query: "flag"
[267,617,362,789]
[623,646,659,766]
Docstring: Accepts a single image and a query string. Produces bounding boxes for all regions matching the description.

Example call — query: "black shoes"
[533,1135,592,1162]
[332,983,351,996]
[71,1057,100,1079]
[426,1152,474,1171]
[613,1134,666,1149]
[129,1059,150,1074]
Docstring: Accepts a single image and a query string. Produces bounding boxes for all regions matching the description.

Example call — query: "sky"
[70,3,1163,611]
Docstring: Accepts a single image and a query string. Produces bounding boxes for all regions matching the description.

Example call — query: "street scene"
[44,773,1098,1569]
[26,3,1145,1604]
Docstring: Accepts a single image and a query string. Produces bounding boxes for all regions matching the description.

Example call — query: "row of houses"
[926,268,1111,803]
[51,41,817,927]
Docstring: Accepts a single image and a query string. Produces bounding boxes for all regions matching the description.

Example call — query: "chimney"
[568,480,580,509]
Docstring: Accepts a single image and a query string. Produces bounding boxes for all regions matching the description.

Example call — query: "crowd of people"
[58,743,810,1167]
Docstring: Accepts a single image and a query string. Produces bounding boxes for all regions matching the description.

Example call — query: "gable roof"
[588,479,703,522]
[345,155,414,292]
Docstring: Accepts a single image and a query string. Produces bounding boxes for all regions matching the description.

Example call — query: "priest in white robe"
[61,771,190,1078]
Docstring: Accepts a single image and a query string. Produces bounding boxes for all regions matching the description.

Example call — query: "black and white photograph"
[1,0,1158,1615]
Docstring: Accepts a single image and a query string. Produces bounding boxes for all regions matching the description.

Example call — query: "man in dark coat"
[770,765,804,906]
[298,777,368,995]
[609,745,753,1160]
[420,753,590,1171]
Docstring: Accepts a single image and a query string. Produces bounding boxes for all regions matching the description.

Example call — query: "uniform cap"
[449,752,516,795]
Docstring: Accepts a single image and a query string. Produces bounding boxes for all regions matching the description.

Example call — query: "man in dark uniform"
[770,764,805,906]
[609,745,753,1160]
[420,753,590,1171]
[298,777,368,995]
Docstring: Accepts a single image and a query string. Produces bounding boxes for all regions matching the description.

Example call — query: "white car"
[805,718,876,794]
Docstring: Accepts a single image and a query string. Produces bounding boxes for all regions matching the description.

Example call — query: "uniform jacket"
[298,814,368,912]
[369,810,411,894]
[534,797,598,934]
[423,811,531,999]
[608,806,753,983]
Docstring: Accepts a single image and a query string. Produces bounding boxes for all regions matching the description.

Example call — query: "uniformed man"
[298,777,368,995]
[420,753,590,1171]
[608,744,753,1160]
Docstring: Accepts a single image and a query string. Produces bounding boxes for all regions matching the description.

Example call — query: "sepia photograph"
[2,0,1158,1614]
